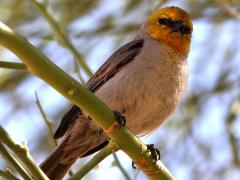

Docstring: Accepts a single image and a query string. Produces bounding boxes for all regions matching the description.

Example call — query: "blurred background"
[0,0,240,179]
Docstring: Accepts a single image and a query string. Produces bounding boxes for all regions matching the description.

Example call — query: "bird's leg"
[147,144,161,162]
[104,111,126,134]
[113,111,126,127]
[131,144,161,169]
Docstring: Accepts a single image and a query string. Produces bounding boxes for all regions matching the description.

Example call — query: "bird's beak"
[171,21,186,33]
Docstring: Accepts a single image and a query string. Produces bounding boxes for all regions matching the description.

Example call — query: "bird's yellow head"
[145,6,193,56]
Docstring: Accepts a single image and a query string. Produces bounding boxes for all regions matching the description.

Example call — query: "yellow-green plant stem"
[0,143,32,180]
[0,61,27,71]
[30,0,93,77]
[68,143,117,180]
[0,126,49,180]
[0,21,174,180]
[0,169,20,180]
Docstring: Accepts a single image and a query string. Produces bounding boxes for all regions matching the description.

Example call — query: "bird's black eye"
[158,18,171,26]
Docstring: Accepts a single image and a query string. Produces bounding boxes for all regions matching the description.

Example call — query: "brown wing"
[54,39,144,138]
[54,105,80,139]
[86,39,144,92]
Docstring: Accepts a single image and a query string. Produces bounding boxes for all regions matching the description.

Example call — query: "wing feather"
[54,39,144,138]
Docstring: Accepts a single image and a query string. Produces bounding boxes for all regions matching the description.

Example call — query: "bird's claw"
[131,144,161,169]
[147,144,161,162]
[113,111,126,127]
[132,161,137,169]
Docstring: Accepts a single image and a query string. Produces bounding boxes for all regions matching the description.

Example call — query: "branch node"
[108,140,119,152]
[134,156,148,169]
[104,122,119,134]
[145,167,162,176]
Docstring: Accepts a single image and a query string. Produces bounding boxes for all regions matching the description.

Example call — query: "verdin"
[41,6,193,179]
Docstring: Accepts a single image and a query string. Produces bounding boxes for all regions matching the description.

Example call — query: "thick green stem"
[0,126,49,180]
[0,143,32,180]
[30,0,93,77]
[0,61,27,71]
[68,143,117,180]
[0,21,174,180]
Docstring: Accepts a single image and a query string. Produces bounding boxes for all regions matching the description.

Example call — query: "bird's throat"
[146,27,191,56]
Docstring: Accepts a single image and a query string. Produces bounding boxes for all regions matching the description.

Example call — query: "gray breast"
[95,34,188,135]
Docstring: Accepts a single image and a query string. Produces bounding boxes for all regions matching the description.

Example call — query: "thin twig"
[0,126,49,180]
[226,98,240,166]
[73,60,86,85]
[68,143,118,180]
[112,153,131,180]
[0,61,27,71]
[217,0,240,20]
[133,169,140,180]
[30,0,93,77]
[0,169,20,180]
[35,92,57,146]
[0,143,32,180]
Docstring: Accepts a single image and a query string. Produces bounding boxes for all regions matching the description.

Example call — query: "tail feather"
[40,138,76,180]
[40,114,109,179]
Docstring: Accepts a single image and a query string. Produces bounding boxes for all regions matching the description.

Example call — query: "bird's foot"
[104,111,126,134]
[131,144,161,169]
[113,111,126,127]
[147,144,161,162]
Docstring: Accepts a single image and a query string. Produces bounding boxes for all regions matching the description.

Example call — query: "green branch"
[68,143,117,180]
[30,0,93,77]
[0,126,49,180]
[0,21,174,180]
[0,143,31,180]
[0,61,27,71]
[0,169,20,180]
[113,152,131,180]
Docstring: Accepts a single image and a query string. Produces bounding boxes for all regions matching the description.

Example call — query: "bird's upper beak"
[171,21,186,33]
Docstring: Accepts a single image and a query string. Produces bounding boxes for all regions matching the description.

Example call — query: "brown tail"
[40,113,109,179]
[40,139,76,180]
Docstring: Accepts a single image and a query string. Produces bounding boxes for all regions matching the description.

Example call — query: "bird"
[40,6,193,179]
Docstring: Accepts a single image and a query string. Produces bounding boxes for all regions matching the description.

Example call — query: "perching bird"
[40,6,193,179]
